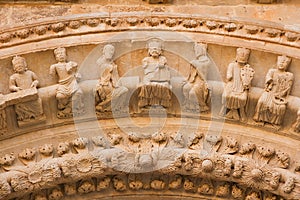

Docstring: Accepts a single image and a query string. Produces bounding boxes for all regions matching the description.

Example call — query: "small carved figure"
[183,43,210,112]
[152,131,167,143]
[150,179,166,190]
[64,183,77,195]
[50,47,84,118]
[138,39,172,108]
[18,148,36,165]
[56,142,70,156]
[129,180,143,190]
[95,44,128,113]
[169,175,182,190]
[257,145,275,164]
[224,136,239,154]
[39,144,54,157]
[231,185,243,199]
[97,177,111,191]
[48,188,63,200]
[275,150,290,169]
[245,191,260,200]
[283,177,295,194]
[92,135,109,148]
[197,182,214,195]
[292,109,300,133]
[187,132,203,149]
[216,183,230,197]
[0,153,15,167]
[232,160,244,178]
[220,47,254,122]
[9,56,44,125]
[78,180,95,194]
[183,178,195,192]
[112,176,126,191]
[239,142,256,157]
[253,55,293,128]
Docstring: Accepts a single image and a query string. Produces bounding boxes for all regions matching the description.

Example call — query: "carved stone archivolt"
[0,5,300,200]
[0,130,299,200]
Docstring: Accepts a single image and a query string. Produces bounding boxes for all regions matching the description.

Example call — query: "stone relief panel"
[9,56,45,127]
[182,43,210,113]
[219,47,255,123]
[95,44,128,115]
[138,39,172,110]
[50,47,84,118]
[0,130,298,200]
[253,55,294,130]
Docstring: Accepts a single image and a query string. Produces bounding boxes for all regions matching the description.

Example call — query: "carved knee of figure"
[56,94,69,110]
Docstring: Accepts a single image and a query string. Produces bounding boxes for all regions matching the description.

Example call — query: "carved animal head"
[257,146,275,158]
[92,136,108,147]
[72,137,89,149]
[39,144,54,156]
[152,131,167,143]
[0,153,15,166]
[240,142,256,155]
[19,148,36,160]
[57,142,70,156]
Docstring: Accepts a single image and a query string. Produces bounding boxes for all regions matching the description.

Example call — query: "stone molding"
[0,12,300,59]
[0,130,299,200]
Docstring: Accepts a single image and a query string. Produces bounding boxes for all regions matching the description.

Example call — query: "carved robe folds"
[95,63,128,112]
[138,56,171,108]
[254,68,293,126]
[183,60,209,112]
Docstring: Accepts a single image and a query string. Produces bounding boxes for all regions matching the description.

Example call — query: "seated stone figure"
[220,47,255,122]
[50,47,84,118]
[95,44,128,113]
[253,55,293,128]
[9,56,44,123]
[138,39,171,108]
[182,43,210,113]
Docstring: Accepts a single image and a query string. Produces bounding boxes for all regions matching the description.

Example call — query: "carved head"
[54,47,67,62]
[19,148,36,160]
[57,142,70,156]
[103,44,115,60]
[194,43,207,58]
[147,39,162,58]
[277,55,291,71]
[236,47,250,64]
[0,153,15,166]
[39,144,54,156]
[12,56,27,74]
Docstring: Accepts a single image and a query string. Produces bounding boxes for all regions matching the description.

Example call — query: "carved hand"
[30,80,38,88]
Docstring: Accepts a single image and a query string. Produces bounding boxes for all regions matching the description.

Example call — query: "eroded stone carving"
[9,56,45,127]
[50,47,84,118]
[48,188,63,200]
[56,142,70,156]
[0,153,15,169]
[18,148,36,165]
[198,181,214,195]
[220,47,254,122]
[292,109,300,133]
[182,43,210,113]
[39,144,54,158]
[216,183,230,197]
[97,177,111,191]
[138,39,171,109]
[78,180,96,194]
[253,55,293,129]
[95,44,128,114]
[283,177,295,194]
[112,176,127,191]
[224,136,239,154]
[64,183,77,196]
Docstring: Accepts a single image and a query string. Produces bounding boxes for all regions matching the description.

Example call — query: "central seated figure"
[138,39,172,109]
